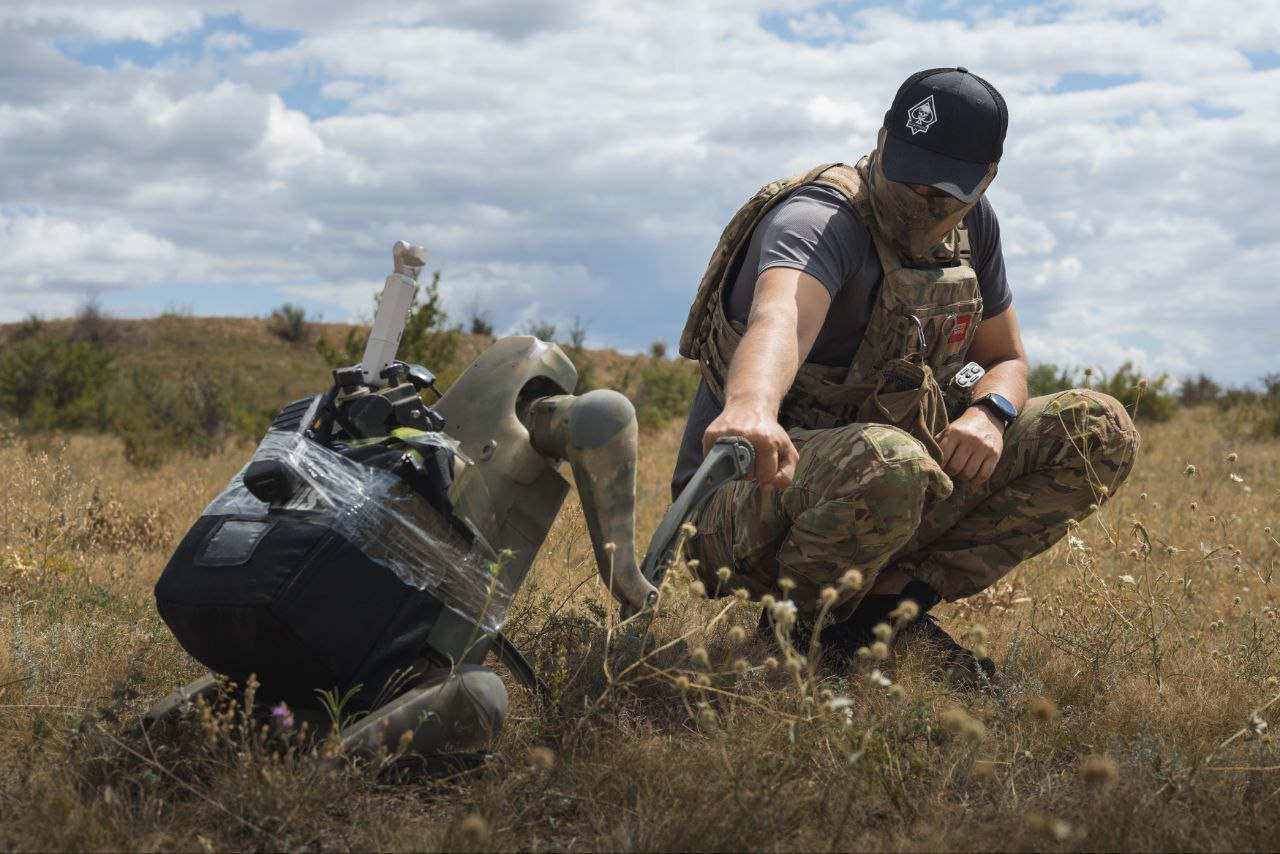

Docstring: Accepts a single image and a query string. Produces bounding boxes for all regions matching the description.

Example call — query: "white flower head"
[866,669,892,688]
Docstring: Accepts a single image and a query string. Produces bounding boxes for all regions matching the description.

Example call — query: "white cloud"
[204,30,250,53]
[0,0,1276,386]
[0,3,204,44]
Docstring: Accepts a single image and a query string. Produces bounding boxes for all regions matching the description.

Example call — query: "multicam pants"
[687,389,1140,618]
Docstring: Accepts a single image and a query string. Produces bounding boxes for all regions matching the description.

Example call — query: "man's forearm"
[970,357,1028,411]
[722,313,800,417]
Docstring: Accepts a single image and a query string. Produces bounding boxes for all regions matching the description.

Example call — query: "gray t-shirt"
[671,185,1012,498]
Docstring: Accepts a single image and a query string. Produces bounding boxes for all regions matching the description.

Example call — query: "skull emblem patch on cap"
[905,94,937,135]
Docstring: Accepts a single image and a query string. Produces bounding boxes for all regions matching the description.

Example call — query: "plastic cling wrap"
[206,430,509,631]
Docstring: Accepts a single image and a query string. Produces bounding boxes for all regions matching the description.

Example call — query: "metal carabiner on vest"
[906,313,927,364]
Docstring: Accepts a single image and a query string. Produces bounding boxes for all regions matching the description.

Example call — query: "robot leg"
[526,389,658,613]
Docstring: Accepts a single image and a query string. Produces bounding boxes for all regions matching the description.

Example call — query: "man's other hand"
[937,407,1005,483]
[703,407,798,491]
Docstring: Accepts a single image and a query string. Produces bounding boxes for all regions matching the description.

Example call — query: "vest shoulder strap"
[811,162,873,223]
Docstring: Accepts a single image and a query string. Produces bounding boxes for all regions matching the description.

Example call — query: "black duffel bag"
[154,397,502,706]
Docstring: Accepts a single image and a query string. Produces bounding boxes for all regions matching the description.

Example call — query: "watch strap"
[971,393,1016,427]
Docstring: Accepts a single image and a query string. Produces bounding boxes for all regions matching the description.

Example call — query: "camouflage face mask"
[866,129,996,262]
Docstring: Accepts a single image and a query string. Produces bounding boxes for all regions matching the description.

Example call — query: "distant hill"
[0,315,699,461]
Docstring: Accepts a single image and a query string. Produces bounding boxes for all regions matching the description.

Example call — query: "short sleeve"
[966,196,1013,319]
[756,186,865,300]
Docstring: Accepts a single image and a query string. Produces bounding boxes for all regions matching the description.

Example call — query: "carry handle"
[620,436,755,619]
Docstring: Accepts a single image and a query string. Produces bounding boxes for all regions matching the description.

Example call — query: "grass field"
[1,388,1278,850]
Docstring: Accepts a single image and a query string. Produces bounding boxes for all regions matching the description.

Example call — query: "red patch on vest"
[948,314,972,344]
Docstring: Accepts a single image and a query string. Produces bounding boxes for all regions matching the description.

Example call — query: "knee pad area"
[1041,389,1140,482]
[797,423,948,508]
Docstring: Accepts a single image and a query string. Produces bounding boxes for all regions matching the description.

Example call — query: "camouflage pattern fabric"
[687,389,1139,617]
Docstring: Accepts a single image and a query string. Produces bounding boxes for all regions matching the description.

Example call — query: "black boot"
[757,581,934,659]
[820,580,995,684]
[896,611,996,684]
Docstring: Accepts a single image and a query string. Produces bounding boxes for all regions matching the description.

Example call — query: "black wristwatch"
[969,393,1017,429]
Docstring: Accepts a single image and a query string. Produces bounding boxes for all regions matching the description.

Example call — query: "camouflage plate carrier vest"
[678,159,982,461]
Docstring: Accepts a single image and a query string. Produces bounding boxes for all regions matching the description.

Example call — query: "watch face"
[984,393,1017,422]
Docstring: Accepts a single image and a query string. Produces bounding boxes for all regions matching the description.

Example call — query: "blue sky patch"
[1245,50,1280,71]
[57,12,297,70]
[759,0,1071,45]
[1052,71,1142,93]
[280,75,345,120]
[1192,101,1243,120]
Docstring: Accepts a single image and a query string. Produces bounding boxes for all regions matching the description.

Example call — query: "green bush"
[522,319,557,341]
[398,272,458,381]
[268,303,311,344]
[1026,362,1175,422]
[566,317,596,394]
[107,366,267,467]
[0,331,272,465]
[0,335,113,431]
[70,296,116,347]
[631,342,698,430]
[1179,372,1221,407]
[316,271,457,387]
[1094,362,1176,422]
[1249,372,1280,437]
[1027,363,1078,398]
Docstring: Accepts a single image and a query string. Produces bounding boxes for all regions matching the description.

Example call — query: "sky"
[1,0,1277,386]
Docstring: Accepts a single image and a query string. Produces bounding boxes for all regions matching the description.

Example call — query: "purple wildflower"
[270,702,294,730]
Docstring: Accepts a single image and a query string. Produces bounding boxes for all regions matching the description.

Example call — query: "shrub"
[0,335,113,431]
[1027,363,1078,398]
[523,319,557,341]
[398,272,458,381]
[315,271,458,387]
[1094,362,1175,422]
[567,317,596,393]
[1179,373,1221,407]
[1250,372,1280,437]
[1263,372,1280,399]
[107,366,264,467]
[1027,362,1175,422]
[12,313,44,342]
[631,342,698,430]
[465,297,495,337]
[70,295,116,347]
[268,303,311,344]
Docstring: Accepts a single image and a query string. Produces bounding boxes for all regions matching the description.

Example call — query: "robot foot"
[142,665,508,777]
[339,664,508,761]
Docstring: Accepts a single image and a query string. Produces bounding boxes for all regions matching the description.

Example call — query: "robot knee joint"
[567,389,636,449]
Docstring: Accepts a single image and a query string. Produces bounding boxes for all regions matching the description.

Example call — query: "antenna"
[361,241,429,387]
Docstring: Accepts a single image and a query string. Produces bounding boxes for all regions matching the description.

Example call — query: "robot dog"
[145,241,753,763]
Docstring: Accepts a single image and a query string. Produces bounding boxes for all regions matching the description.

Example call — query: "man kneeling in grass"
[672,67,1139,680]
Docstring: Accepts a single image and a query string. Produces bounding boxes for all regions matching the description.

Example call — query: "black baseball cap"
[880,67,1007,203]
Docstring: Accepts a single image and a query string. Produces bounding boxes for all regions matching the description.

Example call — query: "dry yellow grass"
[1,406,1277,851]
